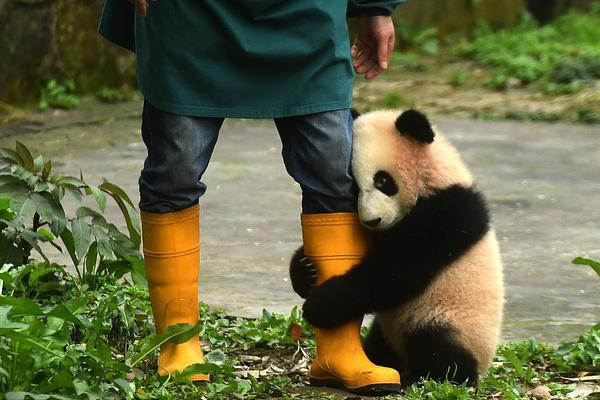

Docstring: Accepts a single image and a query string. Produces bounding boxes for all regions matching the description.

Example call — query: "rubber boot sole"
[310,377,402,396]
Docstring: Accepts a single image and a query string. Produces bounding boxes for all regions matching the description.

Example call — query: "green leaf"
[27,192,67,236]
[15,141,34,172]
[19,230,50,263]
[0,197,9,210]
[60,227,79,266]
[0,174,29,187]
[42,159,52,179]
[117,199,141,248]
[37,227,55,240]
[55,176,83,188]
[0,305,28,330]
[130,322,201,366]
[85,241,98,275]
[5,392,74,400]
[72,379,90,396]
[0,296,44,316]
[0,236,25,266]
[71,218,92,261]
[16,193,38,222]
[98,181,141,247]
[0,182,30,216]
[130,256,147,288]
[173,362,222,381]
[573,257,600,278]
[47,304,91,329]
[75,206,104,221]
[99,180,135,207]
[0,148,22,165]
[32,154,44,173]
[205,349,227,365]
[91,225,112,259]
[114,378,135,399]
[86,184,107,213]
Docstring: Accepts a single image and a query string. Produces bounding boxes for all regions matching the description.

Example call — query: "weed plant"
[455,10,600,90]
[38,80,79,111]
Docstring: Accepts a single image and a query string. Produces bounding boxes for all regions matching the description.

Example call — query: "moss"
[393,0,526,38]
[0,0,135,105]
[54,0,136,95]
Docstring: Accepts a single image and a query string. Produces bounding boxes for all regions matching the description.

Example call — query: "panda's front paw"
[289,246,317,299]
[302,277,360,328]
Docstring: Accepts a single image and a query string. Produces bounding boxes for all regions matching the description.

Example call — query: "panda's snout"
[363,217,382,228]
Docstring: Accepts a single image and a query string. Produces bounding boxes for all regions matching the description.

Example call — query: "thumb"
[377,34,390,70]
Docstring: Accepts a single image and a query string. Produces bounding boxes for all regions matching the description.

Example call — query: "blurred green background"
[0,0,597,106]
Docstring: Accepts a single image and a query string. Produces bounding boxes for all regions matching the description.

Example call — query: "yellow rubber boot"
[141,204,208,382]
[301,213,401,395]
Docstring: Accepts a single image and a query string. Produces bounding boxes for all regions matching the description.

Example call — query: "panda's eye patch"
[374,171,398,196]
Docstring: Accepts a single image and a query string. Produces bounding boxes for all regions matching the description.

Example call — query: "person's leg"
[274,109,356,213]
[274,110,401,394]
[139,101,223,381]
[139,101,223,213]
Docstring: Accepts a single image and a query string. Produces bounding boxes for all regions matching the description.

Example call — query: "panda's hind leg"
[363,318,403,372]
[404,324,479,385]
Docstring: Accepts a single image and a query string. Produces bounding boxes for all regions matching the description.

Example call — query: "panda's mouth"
[360,216,393,231]
[363,217,382,228]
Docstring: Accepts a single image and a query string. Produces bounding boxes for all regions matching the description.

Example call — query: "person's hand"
[128,0,149,16]
[352,15,396,79]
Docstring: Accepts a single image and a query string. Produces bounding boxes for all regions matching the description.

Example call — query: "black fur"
[374,170,399,196]
[301,185,490,328]
[289,246,316,299]
[350,108,361,120]
[403,325,479,385]
[363,318,402,372]
[395,109,435,144]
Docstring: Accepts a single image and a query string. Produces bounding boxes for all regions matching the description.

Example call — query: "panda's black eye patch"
[374,171,398,196]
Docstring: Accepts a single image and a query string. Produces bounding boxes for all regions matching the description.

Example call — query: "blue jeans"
[139,101,357,214]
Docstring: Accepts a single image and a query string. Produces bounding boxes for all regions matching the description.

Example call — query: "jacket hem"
[141,95,353,119]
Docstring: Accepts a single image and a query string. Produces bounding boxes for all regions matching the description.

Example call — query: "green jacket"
[99,1,404,118]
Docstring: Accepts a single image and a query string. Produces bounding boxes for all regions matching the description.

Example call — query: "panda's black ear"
[350,108,361,120]
[395,109,435,144]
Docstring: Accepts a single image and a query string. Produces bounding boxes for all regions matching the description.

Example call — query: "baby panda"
[290,109,504,386]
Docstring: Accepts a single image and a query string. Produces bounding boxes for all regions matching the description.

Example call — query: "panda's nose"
[364,217,382,227]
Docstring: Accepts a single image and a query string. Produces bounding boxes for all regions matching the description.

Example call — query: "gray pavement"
[1,99,599,343]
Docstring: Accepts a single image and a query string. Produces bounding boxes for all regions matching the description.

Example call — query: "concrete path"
[1,99,599,343]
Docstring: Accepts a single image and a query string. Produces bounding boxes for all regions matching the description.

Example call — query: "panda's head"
[352,109,473,231]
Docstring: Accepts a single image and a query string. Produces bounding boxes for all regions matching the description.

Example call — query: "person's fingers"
[139,0,148,17]
[355,59,377,75]
[365,64,383,79]
[386,33,395,69]
[376,31,392,70]
[128,0,148,16]
[351,38,369,58]
[352,49,371,69]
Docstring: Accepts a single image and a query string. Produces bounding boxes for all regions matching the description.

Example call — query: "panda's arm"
[302,185,490,328]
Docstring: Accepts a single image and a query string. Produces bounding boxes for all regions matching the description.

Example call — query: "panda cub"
[290,109,504,385]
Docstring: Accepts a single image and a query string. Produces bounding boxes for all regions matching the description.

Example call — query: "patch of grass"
[376,91,411,109]
[472,107,600,124]
[391,51,429,72]
[456,10,600,90]
[450,69,469,87]
[97,87,132,104]
[38,79,79,110]
[396,25,440,56]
